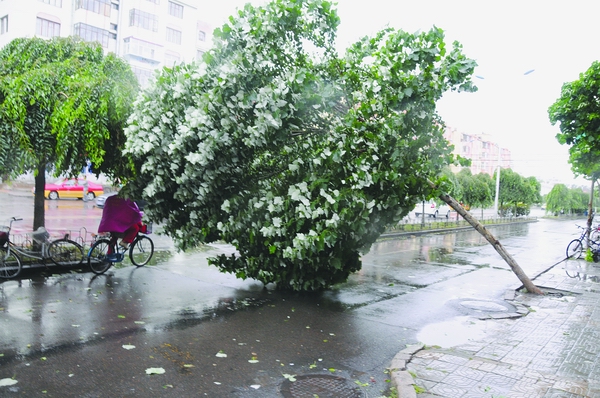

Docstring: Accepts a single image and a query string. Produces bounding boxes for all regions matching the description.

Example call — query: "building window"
[131,66,153,86]
[39,0,62,6]
[196,49,204,60]
[164,52,180,67]
[198,30,205,41]
[129,9,158,32]
[36,17,60,38]
[76,0,110,16]
[0,15,7,35]
[111,3,118,10]
[168,1,183,18]
[110,23,117,30]
[166,27,181,44]
[73,22,111,47]
[123,37,160,62]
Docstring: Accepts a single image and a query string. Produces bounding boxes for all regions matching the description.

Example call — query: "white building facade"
[0,0,212,86]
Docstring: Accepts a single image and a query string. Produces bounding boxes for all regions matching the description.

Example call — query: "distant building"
[0,0,212,87]
[443,127,511,177]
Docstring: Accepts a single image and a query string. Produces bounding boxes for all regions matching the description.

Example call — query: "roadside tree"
[0,37,138,229]
[545,183,571,215]
[125,0,542,294]
[124,0,477,290]
[569,187,589,214]
[455,169,493,218]
[494,168,540,216]
[549,61,600,230]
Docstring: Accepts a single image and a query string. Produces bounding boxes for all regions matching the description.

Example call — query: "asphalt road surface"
[0,191,578,397]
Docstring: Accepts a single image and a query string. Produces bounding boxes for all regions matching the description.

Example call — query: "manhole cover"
[447,298,518,317]
[280,374,364,398]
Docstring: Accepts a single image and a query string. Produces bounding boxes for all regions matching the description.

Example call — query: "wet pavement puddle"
[416,316,504,348]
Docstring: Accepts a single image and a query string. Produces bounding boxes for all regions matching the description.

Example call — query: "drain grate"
[280,374,364,398]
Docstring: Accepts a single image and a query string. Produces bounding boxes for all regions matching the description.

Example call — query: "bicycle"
[566,224,600,259]
[0,217,84,279]
[87,223,154,275]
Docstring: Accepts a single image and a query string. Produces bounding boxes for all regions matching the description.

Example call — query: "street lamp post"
[476,69,534,217]
[494,144,500,216]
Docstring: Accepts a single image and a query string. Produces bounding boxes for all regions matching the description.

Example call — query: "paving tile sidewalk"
[394,261,600,398]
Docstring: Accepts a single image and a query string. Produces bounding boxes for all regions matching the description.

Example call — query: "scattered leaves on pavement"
[0,378,18,386]
[145,367,165,375]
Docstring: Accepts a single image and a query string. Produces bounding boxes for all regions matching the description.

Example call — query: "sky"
[200,0,600,189]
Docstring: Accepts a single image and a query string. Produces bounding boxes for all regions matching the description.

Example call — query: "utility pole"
[494,144,501,216]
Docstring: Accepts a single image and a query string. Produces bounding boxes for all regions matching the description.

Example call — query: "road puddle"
[417,316,502,348]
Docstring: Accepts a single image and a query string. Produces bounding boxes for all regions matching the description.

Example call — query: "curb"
[388,344,425,398]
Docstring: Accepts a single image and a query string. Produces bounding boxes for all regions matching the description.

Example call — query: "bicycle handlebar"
[11,217,23,222]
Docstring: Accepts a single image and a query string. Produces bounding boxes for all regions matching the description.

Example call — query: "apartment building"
[444,127,512,177]
[0,0,212,87]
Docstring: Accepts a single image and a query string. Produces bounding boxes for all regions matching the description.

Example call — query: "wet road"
[0,191,581,397]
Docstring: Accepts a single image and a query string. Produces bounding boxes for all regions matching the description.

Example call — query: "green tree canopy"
[548,61,600,226]
[549,61,600,180]
[494,168,540,216]
[124,0,476,290]
[456,169,493,216]
[0,36,139,229]
[545,183,571,214]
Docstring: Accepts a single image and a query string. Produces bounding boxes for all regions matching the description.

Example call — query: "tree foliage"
[545,184,592,215]
[548,61,600,180]
[0,36,139,228]
[493,168,541,216]
[455,169,493,213]
[545,183,571,214]
[124,0,477,290]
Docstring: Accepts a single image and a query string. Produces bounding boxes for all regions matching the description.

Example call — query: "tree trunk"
[430,182,544,295]
[33,163,46,231]
[587,179,595,247]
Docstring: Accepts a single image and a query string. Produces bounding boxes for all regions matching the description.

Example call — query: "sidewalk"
[392,259,600,398]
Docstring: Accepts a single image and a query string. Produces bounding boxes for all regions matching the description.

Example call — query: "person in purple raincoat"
[98,195,143,249]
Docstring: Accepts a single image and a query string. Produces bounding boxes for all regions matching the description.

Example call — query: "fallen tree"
[435,184,544,295]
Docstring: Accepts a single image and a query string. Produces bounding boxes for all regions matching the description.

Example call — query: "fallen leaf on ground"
[0,378,17,386]
[145,367,165,375]
[122,345,136,350]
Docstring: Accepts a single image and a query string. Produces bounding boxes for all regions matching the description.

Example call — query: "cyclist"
[98,195,143,249]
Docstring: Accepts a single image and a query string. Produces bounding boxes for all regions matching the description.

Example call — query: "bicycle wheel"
[129,235,154,267]
[591,228,600,243]
[566,239,584,259]
[48,239,84,267]
[0,248,22,279]
[87,239,114,275]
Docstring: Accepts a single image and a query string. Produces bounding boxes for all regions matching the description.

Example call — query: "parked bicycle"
[566,225,600,259]
[0,217,84,279]
[87,223,154,275]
